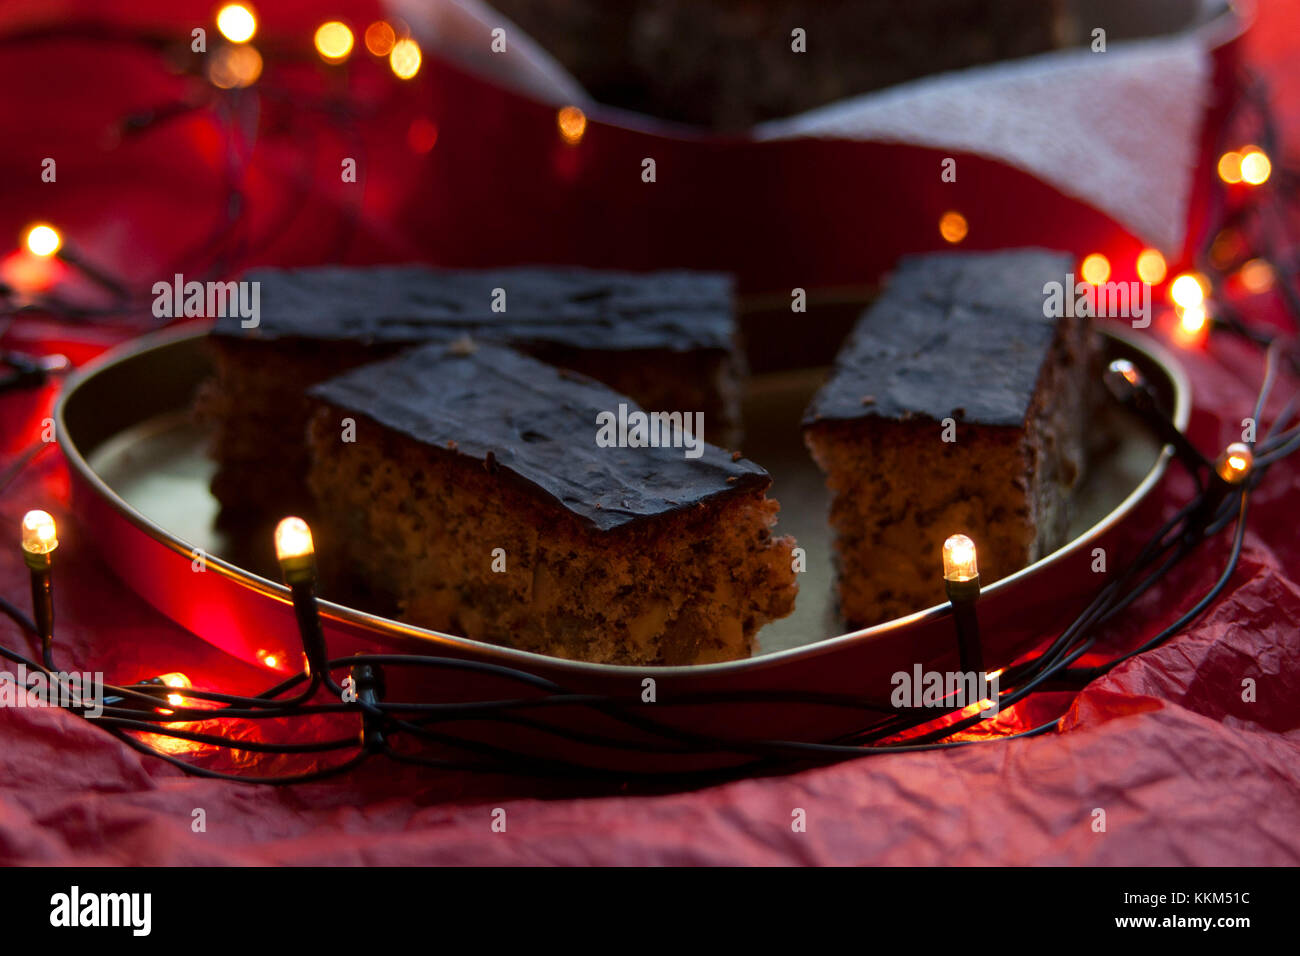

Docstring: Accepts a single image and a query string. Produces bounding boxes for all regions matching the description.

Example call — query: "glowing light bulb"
[274,516,314,563]
[938,211,968,244]
[942,534,978,583]
[1135,248,1167,285]
[389,38,421,79]
[25,224,61,257]
[314,21,354,62]
[1081,253,1110,286]
[1215,442,1253,484]
[1217,151,1242,184]
[275,516,317,585]
[1170,273,1206,309]
[156,673,192,707]
[556,106,587,145]
[365,21,396,56]
[1240,148,1271,186]
[216,4,257,43]
[21,510,57,555]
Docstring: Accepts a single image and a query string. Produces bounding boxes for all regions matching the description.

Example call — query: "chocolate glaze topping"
[309,342,769,532]
[213,265,734,353]
[803,249,1075,428]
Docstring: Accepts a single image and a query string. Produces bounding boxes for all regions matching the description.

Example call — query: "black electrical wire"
[1,334,1283,778]
[1,56,1298,783]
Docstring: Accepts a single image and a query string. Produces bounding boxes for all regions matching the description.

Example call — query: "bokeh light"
[25,224,61,257]
[207,43,263,88]
[1217,151,1242,184]
[314,21,354,62]
[1179,302,1207,334]
[1169,273,1206,309]
[389,38,421,79]
[216,4,257,43]
[1080,253,1110,285]
[1238,258,1274,293]
[557,106,587,145]
[1240,148,1271,186]
[407,117,439,154]
[365,21,396,56]
[1135,248,1167,285]
[938,211,968,244]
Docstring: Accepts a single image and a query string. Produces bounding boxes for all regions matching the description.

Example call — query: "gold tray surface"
[75,327,1183,657]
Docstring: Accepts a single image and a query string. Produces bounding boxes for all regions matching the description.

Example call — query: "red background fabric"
[0,1,1297,865]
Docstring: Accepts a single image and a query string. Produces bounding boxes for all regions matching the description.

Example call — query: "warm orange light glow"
[557,106,587,145]
[216,4,257,43]
[1170,273,1206,309]
[1240,148,1271,186]
[1217,150,1242,184]
[955,698,996,720]
[2,249,61,292]
[140,730,205,754]
[389,38,421,79]
[262,653,279,669]
[314,21,354,61]
[1239,258,1274,293]
[274,517,314,563]
[21,510,57,555]
[938,211,968,244]
[365,21,396,56]
[25,224,61,257]
[1173,326,1207,350]
[207,43,262,88]
[1080,253,1110,286]
[1216,442,1253,484]
[942,534,978,583]
[1178,302,1208,334]
[1135,248,1167,285]
[143,673,194,712]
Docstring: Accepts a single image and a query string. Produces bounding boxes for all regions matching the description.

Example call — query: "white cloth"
[753,36,1211,254]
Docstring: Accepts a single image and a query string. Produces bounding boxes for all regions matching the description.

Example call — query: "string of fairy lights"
[0,4,429,344]
[0,10,1297,780]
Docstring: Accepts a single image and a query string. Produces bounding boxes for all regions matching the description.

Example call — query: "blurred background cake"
[487,0,1067,128]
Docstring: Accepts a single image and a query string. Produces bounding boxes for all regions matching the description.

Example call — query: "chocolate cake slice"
[802,249,1091,628]
[304,341,797,666]
[195,265,742,519]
